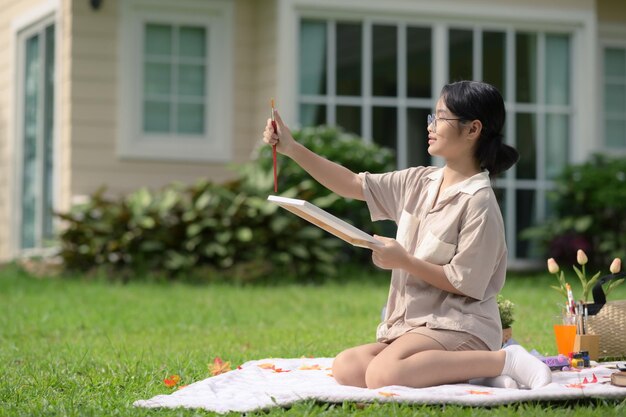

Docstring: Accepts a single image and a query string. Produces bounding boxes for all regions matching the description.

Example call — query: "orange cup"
[553,319,577,356]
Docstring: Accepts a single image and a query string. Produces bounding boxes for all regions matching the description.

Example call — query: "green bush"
[522,155,626,268]
[57,126,395,282]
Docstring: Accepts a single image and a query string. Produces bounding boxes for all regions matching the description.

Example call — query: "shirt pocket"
[414,230,456,265]
[395,210,419,249]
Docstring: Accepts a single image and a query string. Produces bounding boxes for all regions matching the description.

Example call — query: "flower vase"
[502,327,513,345]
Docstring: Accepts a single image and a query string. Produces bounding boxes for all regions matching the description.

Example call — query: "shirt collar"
[426,167,491,196]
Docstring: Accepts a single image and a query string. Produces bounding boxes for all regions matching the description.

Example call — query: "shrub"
[58,181,341,282]
[57,126,395,282]
[522,155,626,268]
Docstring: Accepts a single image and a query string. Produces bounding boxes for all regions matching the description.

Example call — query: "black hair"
[440,81,519,177]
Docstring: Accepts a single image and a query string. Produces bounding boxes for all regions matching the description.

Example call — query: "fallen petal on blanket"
[298,364,322,370]
[467,390,493,395]
[208,357,232,376]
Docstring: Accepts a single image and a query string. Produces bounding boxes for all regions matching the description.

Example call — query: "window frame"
[118,0,233,162]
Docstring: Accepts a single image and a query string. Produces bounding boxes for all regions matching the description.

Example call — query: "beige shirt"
[359,166,507,351]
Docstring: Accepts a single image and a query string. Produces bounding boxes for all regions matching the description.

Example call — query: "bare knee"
[365,351,435,389]
[365,359,400,389]
[365,366,392,389]
[332,348,367,388]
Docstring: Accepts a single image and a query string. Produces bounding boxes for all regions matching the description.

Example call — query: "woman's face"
[427,97,476,162]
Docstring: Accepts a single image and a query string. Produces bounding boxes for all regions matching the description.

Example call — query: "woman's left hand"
[370,235,409,270]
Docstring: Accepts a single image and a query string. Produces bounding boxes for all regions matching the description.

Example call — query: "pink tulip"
[577,249,588,266]
[547,258,560,274]
[610,258,622,274]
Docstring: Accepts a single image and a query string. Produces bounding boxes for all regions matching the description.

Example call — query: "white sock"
[501,345,552,389]
[469,375,519,389]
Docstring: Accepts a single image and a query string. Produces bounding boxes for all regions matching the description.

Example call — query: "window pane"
[372,106,397,156]
[605,83,625,114]
[407,26,431,98]
[43,24,55,240]
[372,25,397,96]
[545,34,570,105]
[603,47,626,149]
[516,112,536,179]
[177,103,204,134]
[336,22,362,96]
[449,29,473,81]
[300,103,326,126]
[516,33,537,103]
[545,194,556,220]
[493,187,506,217]
[300,20,327,95]
[22,34,40,249]
[144,101,171,132]
[482,31,506,96]
[605,48,625,77]
[336,105,361,135]
[179,26,206,58]
[545,114,569,180]
[606,119,626,148]
[178,64,205,97]
[145,24,172,56]
[407,108,431,167]
[144,63,171,95]
[516,189,537,258]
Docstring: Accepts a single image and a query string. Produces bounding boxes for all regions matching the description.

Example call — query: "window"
[508,32,572,259]
[299,20,433,170]
[298,17,573,262]
[119,0,233,162]
[143,24,207,135]
[603,46,626,149]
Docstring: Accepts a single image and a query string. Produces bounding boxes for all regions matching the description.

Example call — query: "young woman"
[263,81,551,390]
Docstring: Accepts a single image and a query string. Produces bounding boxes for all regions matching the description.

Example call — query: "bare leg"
[365,333,505,389]
[332,342,388,387]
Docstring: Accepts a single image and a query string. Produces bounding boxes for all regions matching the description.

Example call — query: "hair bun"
[494,143,520,175]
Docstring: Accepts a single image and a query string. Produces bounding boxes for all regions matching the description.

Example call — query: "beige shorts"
[406,326,490,351]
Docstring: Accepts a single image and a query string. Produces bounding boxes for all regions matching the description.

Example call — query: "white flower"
[547,258,559,274]
[610,258,622,274]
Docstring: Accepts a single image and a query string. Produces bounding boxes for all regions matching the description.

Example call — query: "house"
[1,0,625,268]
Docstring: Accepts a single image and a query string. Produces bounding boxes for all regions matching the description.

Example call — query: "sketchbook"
[267,195,382,248]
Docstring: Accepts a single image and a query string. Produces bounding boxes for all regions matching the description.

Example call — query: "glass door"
[18,22,55,251]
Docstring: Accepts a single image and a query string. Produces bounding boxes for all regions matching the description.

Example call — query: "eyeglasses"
[427,114,463,132]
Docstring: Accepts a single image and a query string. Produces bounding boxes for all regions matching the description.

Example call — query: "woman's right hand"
[263,110,297,157]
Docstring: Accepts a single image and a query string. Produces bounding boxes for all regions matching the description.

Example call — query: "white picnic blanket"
[134,358,626,413]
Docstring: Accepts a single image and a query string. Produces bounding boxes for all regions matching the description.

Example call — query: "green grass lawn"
[1,263,625,416]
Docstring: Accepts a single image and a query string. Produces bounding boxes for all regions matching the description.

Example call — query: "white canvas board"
[267,195,382,248]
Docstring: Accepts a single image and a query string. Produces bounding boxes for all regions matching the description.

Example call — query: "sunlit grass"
[1,264,625,416]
